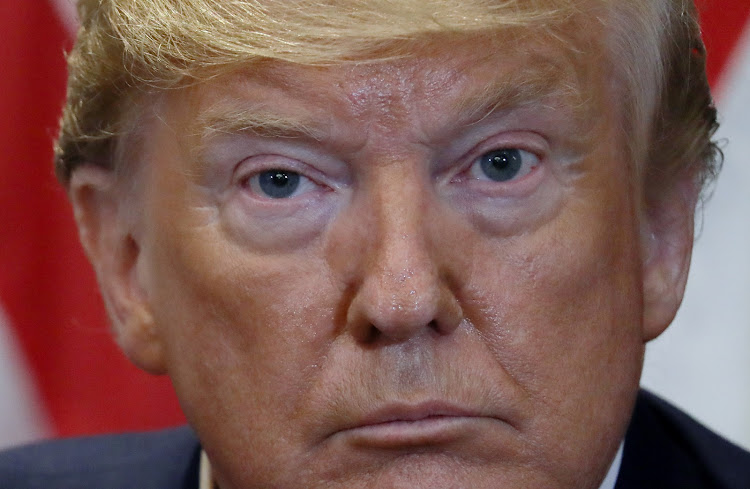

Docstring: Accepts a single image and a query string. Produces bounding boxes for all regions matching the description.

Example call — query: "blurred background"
[0,0,748,451]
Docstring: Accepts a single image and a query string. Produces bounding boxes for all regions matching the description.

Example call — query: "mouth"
[333,401,505,449]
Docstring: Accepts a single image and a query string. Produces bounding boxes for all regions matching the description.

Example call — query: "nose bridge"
[346,161,461,342]
[375,193,429,302]
[370,164,428,279]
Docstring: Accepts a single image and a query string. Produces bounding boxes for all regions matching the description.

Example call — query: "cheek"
[469,220,642,382]
[463,185,644,469]
[144,214,338,445]
[470,184,642,336]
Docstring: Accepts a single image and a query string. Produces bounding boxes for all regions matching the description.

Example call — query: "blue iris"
[479,149,523,182]
[258,170,301,199]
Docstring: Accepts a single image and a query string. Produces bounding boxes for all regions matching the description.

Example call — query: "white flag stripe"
[0,305,50,449]
[642,21,750,451]
[49,0,79,34]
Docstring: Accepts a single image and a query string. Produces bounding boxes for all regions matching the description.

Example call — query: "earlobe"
[641,179,699,342]
[68,166,166,374]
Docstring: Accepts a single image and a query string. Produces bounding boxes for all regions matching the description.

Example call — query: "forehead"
[173,30,609,155]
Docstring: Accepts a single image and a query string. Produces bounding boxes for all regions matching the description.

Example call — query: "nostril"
[359,317,455,345]
[363,324,381,344]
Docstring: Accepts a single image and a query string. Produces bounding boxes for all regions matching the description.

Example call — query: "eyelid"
[246,170,317,199]
[231,154,332,202]
[450,131,548,181]
[232,154,324,187]
[468,148,540,182]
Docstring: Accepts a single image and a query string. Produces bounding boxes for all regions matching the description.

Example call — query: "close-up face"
[92,19,680,489]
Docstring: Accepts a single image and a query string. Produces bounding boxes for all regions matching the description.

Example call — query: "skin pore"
[69,22,695,489]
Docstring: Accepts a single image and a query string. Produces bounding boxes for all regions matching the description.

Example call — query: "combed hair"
[55,0,720,208]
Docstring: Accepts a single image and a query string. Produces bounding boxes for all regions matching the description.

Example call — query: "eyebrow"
[196,107,327,143]
[450,58,589,128]
[179,106,330,181]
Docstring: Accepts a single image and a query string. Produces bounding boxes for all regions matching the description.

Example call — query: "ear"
[641,178,699,342]
[68,165,166,374]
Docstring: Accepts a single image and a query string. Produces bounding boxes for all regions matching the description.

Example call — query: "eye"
[245,169,313,199]
[469,148,539,182]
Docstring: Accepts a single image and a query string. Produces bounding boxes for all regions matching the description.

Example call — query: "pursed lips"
[331,401,508,449]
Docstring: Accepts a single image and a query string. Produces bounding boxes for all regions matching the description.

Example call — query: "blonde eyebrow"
[451,60,589,127]
[196,107,327,142]
[183,107,330,180]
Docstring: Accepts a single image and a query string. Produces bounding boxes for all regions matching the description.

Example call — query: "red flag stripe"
[0,1,184,438]
[699,0,750,87]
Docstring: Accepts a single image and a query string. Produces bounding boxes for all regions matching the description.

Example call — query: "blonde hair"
[55,0,719,206]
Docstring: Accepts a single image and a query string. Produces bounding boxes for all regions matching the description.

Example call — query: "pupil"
[258,170,301,198]
[480,149,522,182]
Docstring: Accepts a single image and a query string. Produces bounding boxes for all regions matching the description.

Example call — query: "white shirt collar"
[199,450,214,489]
[598,442,624,489]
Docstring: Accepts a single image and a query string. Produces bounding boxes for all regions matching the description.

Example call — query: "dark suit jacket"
[1,390,749,488]
[615,390,750,488]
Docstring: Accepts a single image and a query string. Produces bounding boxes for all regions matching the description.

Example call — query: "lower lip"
[340,415,492,448]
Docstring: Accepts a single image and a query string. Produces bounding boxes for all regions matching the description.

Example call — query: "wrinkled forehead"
[174,28,611,142]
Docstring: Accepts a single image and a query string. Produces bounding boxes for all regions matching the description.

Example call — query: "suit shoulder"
[617,390,750,489]
[0,426,200,489]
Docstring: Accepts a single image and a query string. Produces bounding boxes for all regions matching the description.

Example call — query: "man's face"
[124,30,650,489]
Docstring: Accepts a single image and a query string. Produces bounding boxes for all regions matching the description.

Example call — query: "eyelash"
[452,134,545,183]
[467,147,540,182]
[234,156,328,200]
[232,135,545,201]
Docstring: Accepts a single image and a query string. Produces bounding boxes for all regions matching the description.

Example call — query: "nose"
[340,165,463,343]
